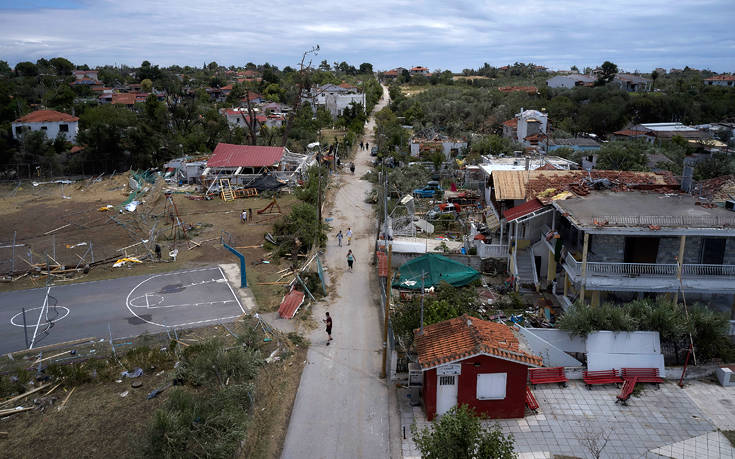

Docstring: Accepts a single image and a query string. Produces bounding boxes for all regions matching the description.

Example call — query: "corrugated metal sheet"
[278,289,305,319]
[502,199,544,222]
[208,143,285,168]
[492,170,528,201]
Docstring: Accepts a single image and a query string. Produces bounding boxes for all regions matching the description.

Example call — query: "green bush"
[145,384,254,459]
[175,338,261,387]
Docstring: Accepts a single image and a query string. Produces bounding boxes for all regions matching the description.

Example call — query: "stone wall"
[586,234,735,265]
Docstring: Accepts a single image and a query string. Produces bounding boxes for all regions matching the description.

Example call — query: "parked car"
[370,146,378,156]
[413,181,442,198]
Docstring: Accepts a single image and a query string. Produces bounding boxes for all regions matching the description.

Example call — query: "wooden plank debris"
[0,382,51,407]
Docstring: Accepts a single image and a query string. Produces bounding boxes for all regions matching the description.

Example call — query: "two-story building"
[12,110,79,142]
[503,181,735,316]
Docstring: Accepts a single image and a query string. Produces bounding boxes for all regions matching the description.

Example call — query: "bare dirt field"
[0,173,299,309]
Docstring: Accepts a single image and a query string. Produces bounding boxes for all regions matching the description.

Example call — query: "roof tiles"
[414,315,542,369]
[15,110,78,123]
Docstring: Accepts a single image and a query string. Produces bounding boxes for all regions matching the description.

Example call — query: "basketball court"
[0,266,245,355]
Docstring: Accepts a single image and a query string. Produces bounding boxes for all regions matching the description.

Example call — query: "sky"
[0,0,733,73]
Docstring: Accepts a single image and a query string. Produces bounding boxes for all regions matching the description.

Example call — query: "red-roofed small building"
[705,74,735,88]
[415,315,542,420]
[206,143,287,177]
[12,110,79,142]
[410,66,429,75]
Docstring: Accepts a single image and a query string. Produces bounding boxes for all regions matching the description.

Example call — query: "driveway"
[281,85,400,458]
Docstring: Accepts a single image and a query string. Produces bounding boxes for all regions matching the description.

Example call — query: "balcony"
[562,252,735,293]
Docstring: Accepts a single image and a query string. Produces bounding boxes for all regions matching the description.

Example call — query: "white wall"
[325,93,366,117]
[12,120,78,143]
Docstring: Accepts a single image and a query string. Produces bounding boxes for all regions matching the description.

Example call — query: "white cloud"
[0,0,732,72]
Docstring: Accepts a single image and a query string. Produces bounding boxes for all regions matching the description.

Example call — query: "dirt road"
[281,85,399,458]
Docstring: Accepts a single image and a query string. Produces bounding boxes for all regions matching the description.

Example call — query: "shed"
[415,315,542,420]
[207,143,286,174]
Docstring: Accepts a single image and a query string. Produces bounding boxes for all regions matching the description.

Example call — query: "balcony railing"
[474,242,508,259]
[564,252,735,278]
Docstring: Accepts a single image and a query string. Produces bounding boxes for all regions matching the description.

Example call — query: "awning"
[503,198,544,222]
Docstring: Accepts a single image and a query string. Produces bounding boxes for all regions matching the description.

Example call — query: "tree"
[597,61,618,85]
[141,78,153,92]
[359,62,373,74]
[570,65,579,73]
[15,61,38,77]
[49,57,74,76]
[318,60,331,72]
[412,405,515,459]
[651,70,659,90]
[596,141,649,171]
[694,152,735,180]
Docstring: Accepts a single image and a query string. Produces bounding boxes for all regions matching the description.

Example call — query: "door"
[436,374,458,416]
[624,237,660,263]
[701,238,726,265]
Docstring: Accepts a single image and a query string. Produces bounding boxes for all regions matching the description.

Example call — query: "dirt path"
[281,85,399,458]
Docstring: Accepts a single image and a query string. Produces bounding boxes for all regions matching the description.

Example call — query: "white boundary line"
[29,287,51,349]
[219,266,245,314]
[125,266,244,327]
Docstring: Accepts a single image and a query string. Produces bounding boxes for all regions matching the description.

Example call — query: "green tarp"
[392,253,480,290]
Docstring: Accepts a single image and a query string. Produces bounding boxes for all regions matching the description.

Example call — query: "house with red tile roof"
[12,109,79,142]
[704,74,735,88]
[415,315,542,420]
[410,66,429,75]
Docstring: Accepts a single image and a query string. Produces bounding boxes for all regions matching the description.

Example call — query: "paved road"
[0,266,244,354]
[281,85,399,458]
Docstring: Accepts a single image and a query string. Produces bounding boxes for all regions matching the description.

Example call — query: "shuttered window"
[476,373,507,400]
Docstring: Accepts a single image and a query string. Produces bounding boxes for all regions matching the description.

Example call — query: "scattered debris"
[121,368,143,378]
[56,387,75,412]
[120,391,129,398]
[113,257,142,268]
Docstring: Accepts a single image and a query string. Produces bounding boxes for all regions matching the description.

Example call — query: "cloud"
[0,0,732,72]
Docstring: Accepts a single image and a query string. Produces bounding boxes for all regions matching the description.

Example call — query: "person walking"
[365,142,369,151]
[346,249,356,271]
[241,209,247,224]
[324,312,333,345]
[360,141,364,150]
[349,162,355,175]
[336,230,343,247]
[346,227,352,245]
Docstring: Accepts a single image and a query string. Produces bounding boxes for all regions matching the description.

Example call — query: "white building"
[325,93,366,117]
[12,110,79,143]
[546,74,595,89]
[704,75,735,87]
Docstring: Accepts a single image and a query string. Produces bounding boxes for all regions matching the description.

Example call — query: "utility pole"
[381,244,392,379]
[317,150,322,245]
[420,271,425,335]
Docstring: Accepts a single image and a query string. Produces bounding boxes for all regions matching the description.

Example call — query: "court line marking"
[130,300,236,310]
[219,266,245,313]
[11,306,70,328]
[29,287,51,349]
[125,266,243,327]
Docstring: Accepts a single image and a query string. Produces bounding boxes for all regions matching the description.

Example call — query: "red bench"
[525,386,539,413]
[529,367,568,387]
[583,369,623,390]
[621,368,663,388]
[616,377,638,405]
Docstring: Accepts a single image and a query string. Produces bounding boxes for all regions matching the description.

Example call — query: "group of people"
[335,228,356,271]
[241,208,253,223]
[323,136,375,346]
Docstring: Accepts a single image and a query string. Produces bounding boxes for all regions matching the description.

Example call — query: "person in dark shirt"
[324,312,333,345]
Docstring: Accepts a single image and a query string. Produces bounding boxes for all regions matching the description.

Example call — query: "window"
[59,124,69,132]
[439,375,456,386]
[41,126,47,131]
[476,373,507,400]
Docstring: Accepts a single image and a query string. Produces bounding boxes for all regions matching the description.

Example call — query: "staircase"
[515,248,536,286]
[485,206,500,231]
[219,178,235,201]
